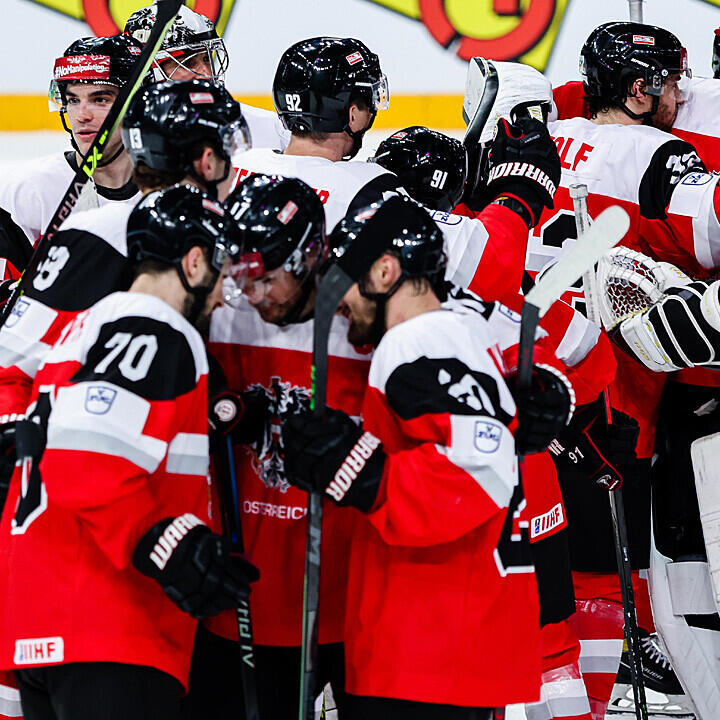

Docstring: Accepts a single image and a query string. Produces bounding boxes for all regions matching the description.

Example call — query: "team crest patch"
[474,420,502,453]
[346,51,364,65]
[682,172,712,186]
[6,298,29,329]
[246,377,311,492]
[85,386,117,415]
[429,210,462,225]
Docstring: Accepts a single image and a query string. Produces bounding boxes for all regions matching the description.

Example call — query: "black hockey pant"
[15,662,183,720]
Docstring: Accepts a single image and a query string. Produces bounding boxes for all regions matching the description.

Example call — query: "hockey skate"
[607,630,695,718]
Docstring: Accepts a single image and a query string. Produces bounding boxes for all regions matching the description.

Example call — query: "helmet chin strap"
[342,111,377,160]
[188,155,231,200]
[618,90,660,123]
[61,113,127,167]
[358,273,405,346]
[174,260,219,325]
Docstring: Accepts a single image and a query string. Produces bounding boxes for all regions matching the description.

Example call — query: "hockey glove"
[551,400,639,491]
[133,515,260,620]
[508,365,574,455]
[209,387,270,447]
[282,408,385,513]
[484,117,561,228]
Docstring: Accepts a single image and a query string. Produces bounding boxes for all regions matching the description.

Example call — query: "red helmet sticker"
[277,200,299,225]
[632,35,655,45]
[190,92,215,105]
[346,51,364,65]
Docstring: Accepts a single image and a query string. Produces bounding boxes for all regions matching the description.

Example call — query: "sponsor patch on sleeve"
[530,502,564,538]
[474,420,502,453]
[14,637,64,665]
[85,386,117,415]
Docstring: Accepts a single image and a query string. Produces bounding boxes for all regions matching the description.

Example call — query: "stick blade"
[525,205,630,317]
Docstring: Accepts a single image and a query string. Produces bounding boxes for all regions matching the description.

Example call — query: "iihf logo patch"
[85,386,117,415]
[6,298,29,329]
[474,420,502,453]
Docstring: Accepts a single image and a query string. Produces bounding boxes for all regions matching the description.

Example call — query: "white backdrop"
[0,0,718,96]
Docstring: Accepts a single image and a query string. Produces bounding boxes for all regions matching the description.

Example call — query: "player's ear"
[191,145,217,182]
[182,245,206,284]
[628,77,646,99]
[372,253,401,292]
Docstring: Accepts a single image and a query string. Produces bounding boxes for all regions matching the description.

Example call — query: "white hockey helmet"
[124,4,229,84]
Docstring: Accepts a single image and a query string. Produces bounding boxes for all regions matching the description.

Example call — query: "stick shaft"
[629,0,644,22]
[570,184,648,720]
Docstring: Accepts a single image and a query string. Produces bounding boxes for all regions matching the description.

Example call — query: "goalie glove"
[282,408,385,513]
[133,515,260,620]
[617,281,720,372]
[550,401,639,491]
[483,117,561,228]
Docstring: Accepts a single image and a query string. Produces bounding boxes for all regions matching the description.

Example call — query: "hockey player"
[0,79,248,424]
[0,184,259,719]
[207,100,563,715]
[279,194,577,717]
[124,3,290,151]
[0,35,144,279]
[552,24,720,171]
[514,22,720,719]
[369,125,531,300]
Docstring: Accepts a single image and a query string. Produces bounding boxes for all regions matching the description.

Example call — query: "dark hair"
[131,139,222,191]
[290,95,369,141]
[585,73,646,117]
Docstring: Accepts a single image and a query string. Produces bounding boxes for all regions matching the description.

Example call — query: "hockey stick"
[570,184,649,720]
[212,430,260,720]
[517,205,630,405]
[0,0,184,329]
[298,264,354,720]
[629,0,644,22]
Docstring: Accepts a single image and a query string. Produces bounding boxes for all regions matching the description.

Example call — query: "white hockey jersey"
[229,147,399,231]
[240,103,290,152]
[0,151,140,247]
[673,76,720,171]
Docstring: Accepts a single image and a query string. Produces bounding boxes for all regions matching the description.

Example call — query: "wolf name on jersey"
[207,297,370,646]
[0,291,210,688]
[0,152,139,279]
[552,78,720,171]
[0,203,133,420]
[344,302,540,705]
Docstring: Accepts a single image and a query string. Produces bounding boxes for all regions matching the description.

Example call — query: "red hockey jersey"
[0,203,132,420]
[0,292,211,689]
[344,303,541,706]
[207,298,370,646]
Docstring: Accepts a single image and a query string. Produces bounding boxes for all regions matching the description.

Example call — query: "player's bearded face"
[652,74,685,132]
[185,258,229,337]
[243,266,307,325]
[339,282,380,347]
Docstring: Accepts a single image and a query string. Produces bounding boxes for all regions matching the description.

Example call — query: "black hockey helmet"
[127,184,239,304]
[122,79,249,193]
[273,36,388,156]
[713,28,720,79]
[124,4,229,84]
[49,34,143,111]
[328,194,447,299]
[370,126,467,212]
[580,22,690,117]
[224,173,326,316]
